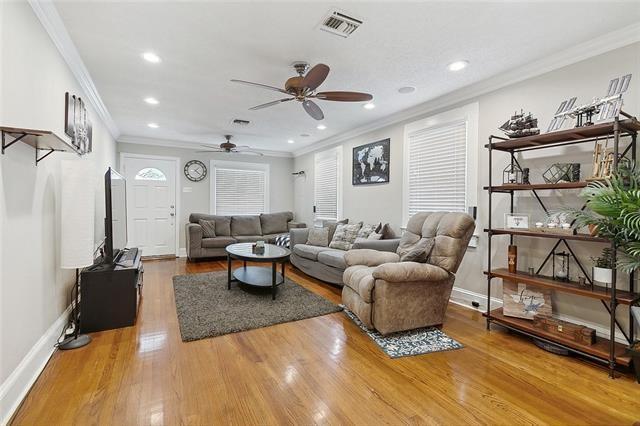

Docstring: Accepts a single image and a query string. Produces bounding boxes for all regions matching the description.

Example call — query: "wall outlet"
[471,301,480,308]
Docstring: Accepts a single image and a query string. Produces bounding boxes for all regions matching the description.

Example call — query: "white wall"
[294,42,640,332]
[117,142,295,251]
[0,2,117,421]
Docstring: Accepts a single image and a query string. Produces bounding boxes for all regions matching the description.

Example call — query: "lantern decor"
[503,163,524,185]
[553,251,570,282]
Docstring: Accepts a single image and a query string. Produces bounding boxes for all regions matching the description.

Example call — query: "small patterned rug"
[342,307,463,358]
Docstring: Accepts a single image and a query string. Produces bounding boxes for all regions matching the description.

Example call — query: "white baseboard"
[178,248,187,258]
[0,305,71,426]
[449,286,628,345]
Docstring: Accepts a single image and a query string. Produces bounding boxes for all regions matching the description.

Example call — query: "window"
[314,147,342,221]
[135,167,167,181]
[403,103,478,224]
[210,160,269,215]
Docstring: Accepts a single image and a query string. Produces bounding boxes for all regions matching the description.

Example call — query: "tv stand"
[80,249,143,333]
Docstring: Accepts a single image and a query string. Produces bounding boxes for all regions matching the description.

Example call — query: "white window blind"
[214,167,266,215]
[407,120,467,215]
[314,149,340,220]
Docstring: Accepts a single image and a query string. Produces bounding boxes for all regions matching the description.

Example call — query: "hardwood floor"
[11,258,640,425]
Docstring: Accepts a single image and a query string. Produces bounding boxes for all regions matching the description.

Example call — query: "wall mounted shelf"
[1,126,81,165]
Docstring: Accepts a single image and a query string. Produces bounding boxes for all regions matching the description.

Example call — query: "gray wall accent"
[117,143,294,251]
[294,42,640,332]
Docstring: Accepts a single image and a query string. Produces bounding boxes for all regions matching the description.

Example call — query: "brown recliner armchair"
[342,212,475,335]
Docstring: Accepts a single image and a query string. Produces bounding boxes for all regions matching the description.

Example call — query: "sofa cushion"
[202,236,236,248]
[380,223,397,239]
[343,265,376,303]
[190,214,231,236]
[260,211,293,235]
[306,228,329,247]
[329,223,362,251]
[317,249,347,269]
[198,219,216,238]
[293,244,332,261]
[233,235,264,243]
[231,215,262,236]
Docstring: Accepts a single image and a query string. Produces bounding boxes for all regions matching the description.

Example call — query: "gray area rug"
[173,271,342,342]
[342,307,463,358]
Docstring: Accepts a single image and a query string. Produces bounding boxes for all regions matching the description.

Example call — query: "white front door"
[122,156,177,257]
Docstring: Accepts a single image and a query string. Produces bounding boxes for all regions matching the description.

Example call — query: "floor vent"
[319,9,362,38]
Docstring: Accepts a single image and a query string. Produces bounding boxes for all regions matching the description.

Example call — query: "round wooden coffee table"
[225,242,291,300]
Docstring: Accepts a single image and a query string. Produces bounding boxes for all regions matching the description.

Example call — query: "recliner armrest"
[344,249,400,267]
[351,238,400,253]
[372,262,451,283]
[289,228,310,249]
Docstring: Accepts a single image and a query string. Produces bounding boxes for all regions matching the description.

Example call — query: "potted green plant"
[591,247,614,288]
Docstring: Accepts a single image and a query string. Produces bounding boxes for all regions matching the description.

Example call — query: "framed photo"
[64,92,76,140]
[64,92,92,154]
[505,213,529,229]
[352,138,390,185]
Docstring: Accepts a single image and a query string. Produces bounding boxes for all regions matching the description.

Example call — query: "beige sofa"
[186,212,305,260]
[342,212,475,335]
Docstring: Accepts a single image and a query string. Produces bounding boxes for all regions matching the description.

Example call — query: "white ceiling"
[54,1,640,154]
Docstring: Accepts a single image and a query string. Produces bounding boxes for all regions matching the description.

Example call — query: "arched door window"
[135,167,167,181]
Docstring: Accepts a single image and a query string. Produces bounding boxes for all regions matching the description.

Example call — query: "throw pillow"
[380,223,397,239]
[399,238,435,263]
[329,222,363,251]
[306,228,329,247]
[356,222,381,240]
[323,218,349,242]
[367,232,383,240]
[199,219,216,238]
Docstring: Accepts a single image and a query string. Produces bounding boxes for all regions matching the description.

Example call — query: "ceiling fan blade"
[230,79,289,95]
[195,150,223,153]
[315,91,373,102]
[302,64,330,91]
[231,149,264,156]
[302,100,324,121]
[249,98,294,110]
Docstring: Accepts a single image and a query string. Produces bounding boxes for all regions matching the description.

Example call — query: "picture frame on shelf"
[504,213,529,229]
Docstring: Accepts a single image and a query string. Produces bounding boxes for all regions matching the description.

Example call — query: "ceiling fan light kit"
[232,62,373,120]
[197,135,264,156]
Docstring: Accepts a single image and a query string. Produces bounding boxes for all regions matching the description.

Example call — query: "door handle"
[170,213,175,217]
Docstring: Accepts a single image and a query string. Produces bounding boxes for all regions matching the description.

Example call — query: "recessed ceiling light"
[447,60,469,71]
[316,124,327,130]
[147,123,159,129]
[142,52,161,63]
[363,103,375,110]
[144,97,159,105]
[287,139,295,144]
[398,86,416,94]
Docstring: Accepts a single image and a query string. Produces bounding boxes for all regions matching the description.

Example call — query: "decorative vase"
[508,245,517,273]
[593,266,613,287]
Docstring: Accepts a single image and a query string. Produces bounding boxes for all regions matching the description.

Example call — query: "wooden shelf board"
[1,126,80,154]
[485,268,640,305]
[485,228,608,243]
[484,182,589,192]
[485,308,631,366]
[486,118,640,151]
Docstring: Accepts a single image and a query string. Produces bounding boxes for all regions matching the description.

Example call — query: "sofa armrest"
[344,249,400,267]
[288,221,307,230]
[372,262,451,283]
[186,223,203,258]
[289,228,310,249]
[351,238,400,253]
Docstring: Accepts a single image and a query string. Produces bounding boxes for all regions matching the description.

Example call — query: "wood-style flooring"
[11,258,640,425]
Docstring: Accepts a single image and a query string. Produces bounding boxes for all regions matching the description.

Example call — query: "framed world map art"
[352,138,390,185]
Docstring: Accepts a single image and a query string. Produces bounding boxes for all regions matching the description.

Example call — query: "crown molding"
[28,0,120,140]
[293,22,640,157]
[118,135,293,158]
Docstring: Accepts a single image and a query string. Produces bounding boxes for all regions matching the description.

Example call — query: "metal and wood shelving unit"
[484,113,640,377]
[1,126,81,165]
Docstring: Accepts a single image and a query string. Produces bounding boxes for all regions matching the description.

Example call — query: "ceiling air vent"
[319,9,363,38]
[231,119,250,126]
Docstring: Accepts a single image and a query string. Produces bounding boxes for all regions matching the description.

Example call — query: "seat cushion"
[293,244,332,261]
[260,211,293,235]
[202,236,236,248]
[317,249,347,270]
[343,265,376,303]
[234,235,263,243]
[231,216,262,236]
[190,214,231,236]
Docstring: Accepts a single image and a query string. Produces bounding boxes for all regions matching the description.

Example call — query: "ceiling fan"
[196,135,264,156]
[231,62,373,120]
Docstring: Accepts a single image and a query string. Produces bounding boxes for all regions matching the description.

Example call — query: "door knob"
[170,213,175,217]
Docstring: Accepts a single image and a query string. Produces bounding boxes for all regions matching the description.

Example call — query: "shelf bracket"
[1,131,27,154]
[35,148,55,165]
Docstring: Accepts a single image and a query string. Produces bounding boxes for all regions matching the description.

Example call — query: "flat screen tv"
[104,167,128,263]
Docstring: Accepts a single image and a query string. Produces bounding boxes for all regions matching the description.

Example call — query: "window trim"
[402,102,479,226]
[313,146,343,222]
[209,159,270,215]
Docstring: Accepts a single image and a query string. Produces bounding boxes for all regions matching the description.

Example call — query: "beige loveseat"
[342,212,475,335]
[186,212,305,260]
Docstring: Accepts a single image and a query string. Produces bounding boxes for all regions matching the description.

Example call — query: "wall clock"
[184,160,207,182]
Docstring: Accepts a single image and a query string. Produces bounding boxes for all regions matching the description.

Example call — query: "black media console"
[80,248,143,333]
